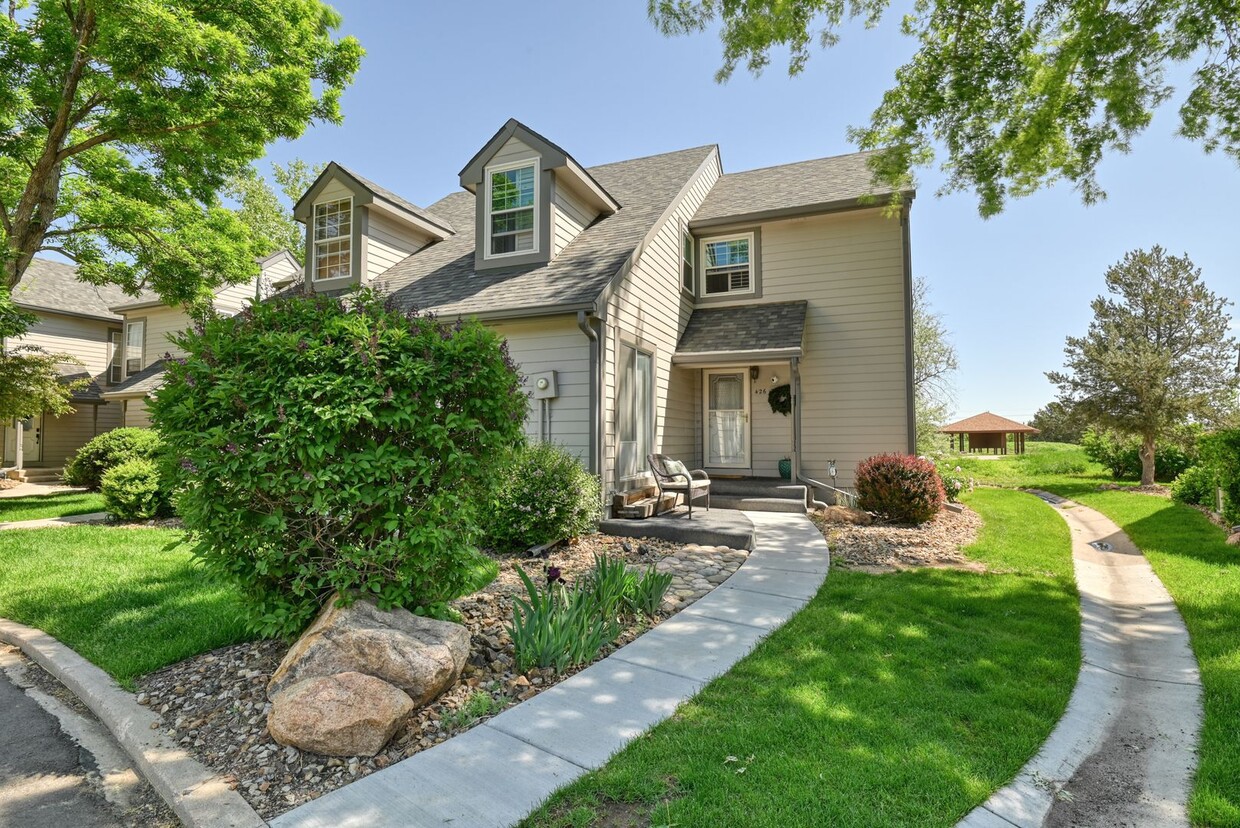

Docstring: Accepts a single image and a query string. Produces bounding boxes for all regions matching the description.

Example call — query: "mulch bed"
[135,533,743,820]
[813,505,984,572]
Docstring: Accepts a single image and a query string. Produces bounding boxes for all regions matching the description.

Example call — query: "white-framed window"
[486,160,538,257]
[108,329,122,384]
[700,232,754,296]
[312,197,352,281]
[124,319,145,376]
[681,227,694,293]
[616,343,654,481]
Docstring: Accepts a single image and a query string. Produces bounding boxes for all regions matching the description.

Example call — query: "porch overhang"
[672,300,808,366]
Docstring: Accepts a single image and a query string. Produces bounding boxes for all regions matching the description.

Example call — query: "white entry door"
[704,370,750,470]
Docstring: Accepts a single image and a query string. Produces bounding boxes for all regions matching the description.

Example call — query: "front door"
[704,369,750,471]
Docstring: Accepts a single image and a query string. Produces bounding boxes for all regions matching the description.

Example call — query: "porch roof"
[103,359,167,400]
[672,301,808,365]
[57,364,108,405]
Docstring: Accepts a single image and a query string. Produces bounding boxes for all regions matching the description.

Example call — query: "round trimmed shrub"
[856,453,945,524]
[151,289,528,638]
[1170,465,1215,507]
[100,458,171,520]
[488,442,601,553]
[63,427,163,490]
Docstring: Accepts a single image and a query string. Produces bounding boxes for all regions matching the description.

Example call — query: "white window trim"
[311,196,353,282]
[699,232,755,297]
[484,158,540,260]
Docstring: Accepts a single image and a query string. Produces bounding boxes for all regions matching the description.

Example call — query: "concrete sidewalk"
[270,511,830,828]
[958,492,1202,828]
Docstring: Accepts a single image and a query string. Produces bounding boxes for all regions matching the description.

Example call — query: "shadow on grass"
[526,568,1080,828]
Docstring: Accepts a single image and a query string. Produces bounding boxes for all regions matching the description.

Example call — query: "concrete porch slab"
[600,507,755,550]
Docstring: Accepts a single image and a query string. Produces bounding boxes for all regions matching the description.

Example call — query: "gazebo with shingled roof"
[940,412,1040,455]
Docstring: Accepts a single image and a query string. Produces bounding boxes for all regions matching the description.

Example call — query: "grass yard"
[948,441,1114,494]
[1043,488,1240,828]
[0,490,107,522]
[0,526,251,687]
[521,488,1079,828]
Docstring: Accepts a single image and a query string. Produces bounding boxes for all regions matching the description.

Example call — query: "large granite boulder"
[268,594,470,705]
[1226,532,1240,547]
[268,672,413,757]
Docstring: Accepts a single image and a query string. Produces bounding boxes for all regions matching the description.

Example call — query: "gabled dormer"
[458,119,620,271]
[293,163,454,292]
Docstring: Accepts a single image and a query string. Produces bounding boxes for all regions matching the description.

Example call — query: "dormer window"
[487,161,538,257]
[313,197,352,281]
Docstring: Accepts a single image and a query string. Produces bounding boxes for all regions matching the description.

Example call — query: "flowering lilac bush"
[487,442,600,553]
[152,289,528,637]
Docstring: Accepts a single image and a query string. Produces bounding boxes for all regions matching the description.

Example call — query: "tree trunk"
[1139,435,1156,486]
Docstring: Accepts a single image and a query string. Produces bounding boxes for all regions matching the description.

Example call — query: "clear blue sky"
[265,1,1239,424]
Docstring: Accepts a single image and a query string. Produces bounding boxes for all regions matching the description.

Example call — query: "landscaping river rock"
[134,534,748,819]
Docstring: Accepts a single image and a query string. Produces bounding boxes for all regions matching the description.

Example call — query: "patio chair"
[648,454,711,519]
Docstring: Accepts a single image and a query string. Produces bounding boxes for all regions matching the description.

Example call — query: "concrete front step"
[19,469,62,484]
[709,478,807,502]
[710,494,807,514]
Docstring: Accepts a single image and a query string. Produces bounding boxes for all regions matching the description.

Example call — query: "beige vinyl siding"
[489,137,538,168]
[755,208,909,489]
[212,278,260,316]
[263,256,300,285]
[316,178,354,204]
[602,151,721,492]
[136,305,194,366]
[40,403,123,467]
[7,311,114,378]
[551,179,597,257]
[365,211,429,282]
[486,316,591,463]
[124,398,152,428]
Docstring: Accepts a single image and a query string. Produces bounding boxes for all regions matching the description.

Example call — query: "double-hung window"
[681,228,694,293]
[616,343,654,481]
[124,320,144,376]
[487,162,537,256]
[313,198,352,281]
[108,330,122,384]
[700,233,754,296]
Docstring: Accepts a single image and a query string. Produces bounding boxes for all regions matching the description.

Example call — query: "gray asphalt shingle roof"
[57,364,107,403]
[337,164,455,235]
[676,301,809,354]
[104,359,166,398]
[692,151,905,225]
[10,259,127,321]
[376,145,716,317]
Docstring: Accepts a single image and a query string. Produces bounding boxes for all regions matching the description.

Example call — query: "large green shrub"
[100,458,171,520]
[856,453,945,524]
[1081,428,1194,481]
[63,427,163,490]
[488,442,601,553]
[152,289,528,638]
[1170,465,1217,508]
[1200,429,1240,523]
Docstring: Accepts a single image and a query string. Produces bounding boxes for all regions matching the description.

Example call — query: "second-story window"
[313,198,352,281]
[488,162,537,256]
[681,228,694,293]
[108,330,122,384]
[124,319,145,376]
[701,233,754,296]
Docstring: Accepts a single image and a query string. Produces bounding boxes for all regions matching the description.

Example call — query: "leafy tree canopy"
[649,0,1240,216]
[0,0,361,309]
[225,159,324,265]
[912,275,958,452]
[1029,400,1087,443]
[1047,246,1237,484]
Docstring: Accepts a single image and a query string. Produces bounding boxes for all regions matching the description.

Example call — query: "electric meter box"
[531,370,559,400]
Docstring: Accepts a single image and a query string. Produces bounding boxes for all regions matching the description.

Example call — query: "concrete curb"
[0,511,107,530]
[0,618,267,828]
[956,490,1202,828]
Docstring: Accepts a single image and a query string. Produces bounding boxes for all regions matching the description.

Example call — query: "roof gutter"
[671,346,802,366]
[468,301,596,323]
[15,303,121,324]
[689,190,915,231]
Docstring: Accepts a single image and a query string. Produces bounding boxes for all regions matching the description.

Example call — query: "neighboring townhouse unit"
[104,252,300,425]
[293,119,914,502]
[2,259,128,477]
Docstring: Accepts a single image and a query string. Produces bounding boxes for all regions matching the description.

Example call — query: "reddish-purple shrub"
[855,454,945,524]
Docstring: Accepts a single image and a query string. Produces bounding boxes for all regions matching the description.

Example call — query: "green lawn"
[1042,488,1240,828]
[0,490,107,522]
[947,441,1114,494]
[521,488,1079,828]
[0,526,251,687]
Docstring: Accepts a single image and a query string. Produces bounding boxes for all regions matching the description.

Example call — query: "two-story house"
[2,259,128,480]
[103,250,300,425]
[290,119,915,504]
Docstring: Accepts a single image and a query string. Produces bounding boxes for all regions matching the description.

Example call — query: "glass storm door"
[705,370,749,469]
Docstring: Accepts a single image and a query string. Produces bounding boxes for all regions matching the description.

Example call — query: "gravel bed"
[135,533,747,819]
[813,505,984,572]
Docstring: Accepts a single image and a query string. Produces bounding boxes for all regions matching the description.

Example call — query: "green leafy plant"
[508,566,621,675]
[1199,429,1240,523]
[440,690,501,731]
[856,454,945,524]
[1082,429,1195,482]
[624,565,675,618]
[1171,465,1218,508]
[100,459,171,520]
[488,442,601,553]
[64,428,164,490]
[585,554,637,621]
[152,289,527,638]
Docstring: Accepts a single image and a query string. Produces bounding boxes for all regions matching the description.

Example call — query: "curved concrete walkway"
[271,511,830,828]
[958,491,1202,828]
